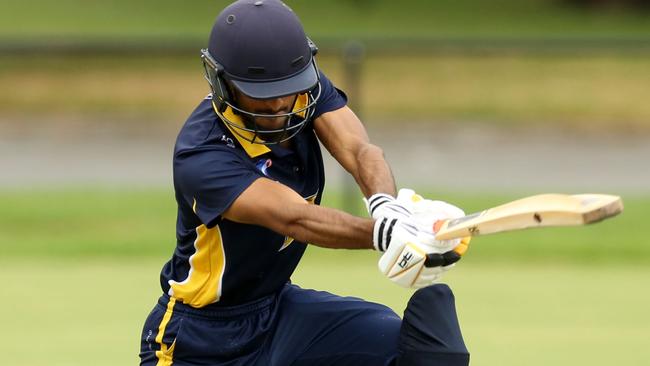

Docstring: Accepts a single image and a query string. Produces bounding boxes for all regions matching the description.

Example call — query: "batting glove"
[365,192,413,221]
[366,188,438,221]
[373,217,462,288]
[396,190,472,260]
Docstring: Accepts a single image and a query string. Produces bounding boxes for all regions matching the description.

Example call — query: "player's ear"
[227,82,241,105]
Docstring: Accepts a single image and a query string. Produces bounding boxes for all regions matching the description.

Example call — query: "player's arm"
[314,106,396,197]
[314,106,417,222]
[222,177,464,287]
[222,177,375,249]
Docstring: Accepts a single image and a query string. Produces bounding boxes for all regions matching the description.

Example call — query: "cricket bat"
[433,194,623,240]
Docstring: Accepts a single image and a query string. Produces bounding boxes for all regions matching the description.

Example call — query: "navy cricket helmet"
[201,0,321,144]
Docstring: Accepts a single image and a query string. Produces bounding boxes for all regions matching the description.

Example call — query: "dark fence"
[3,36,650,56]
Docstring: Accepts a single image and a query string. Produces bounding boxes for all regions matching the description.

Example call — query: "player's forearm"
[314,108,396,197]
[282,204,375,249]
[352,144,397,197]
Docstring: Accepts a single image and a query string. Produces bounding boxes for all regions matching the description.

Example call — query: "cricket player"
[139,1,470,365]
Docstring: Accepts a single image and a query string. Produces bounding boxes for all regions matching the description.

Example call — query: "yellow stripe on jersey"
[155,297,176,366]
[168,224,226,307]
[305,193,317,205]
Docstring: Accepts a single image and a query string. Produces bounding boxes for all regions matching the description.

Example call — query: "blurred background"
[1,0,649,365]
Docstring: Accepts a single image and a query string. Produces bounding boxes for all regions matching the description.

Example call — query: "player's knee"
[407,284,460,325]
[411,283,454,303]
[397,350,469,366]
[398,284,469,364]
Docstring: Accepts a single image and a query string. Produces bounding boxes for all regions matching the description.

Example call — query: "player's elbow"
[274,203,312,243]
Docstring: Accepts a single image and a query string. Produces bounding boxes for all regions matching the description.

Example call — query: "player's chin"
[255,118,290,142]
[259,130,290,143]
[255,115,289,129]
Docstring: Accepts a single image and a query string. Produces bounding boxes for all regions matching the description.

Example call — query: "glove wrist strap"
[373,217,398,252]
[367,193,394,217]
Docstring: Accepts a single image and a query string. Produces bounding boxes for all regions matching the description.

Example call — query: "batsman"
[139,1,471,365]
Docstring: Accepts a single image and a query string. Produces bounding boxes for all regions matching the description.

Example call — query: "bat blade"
[434,194,623,240]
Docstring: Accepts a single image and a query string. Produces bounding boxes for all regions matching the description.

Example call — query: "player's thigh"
[267,285,401,366]
[140,298,269,366]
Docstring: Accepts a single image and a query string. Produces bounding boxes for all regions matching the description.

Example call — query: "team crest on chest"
[255,158,273,176]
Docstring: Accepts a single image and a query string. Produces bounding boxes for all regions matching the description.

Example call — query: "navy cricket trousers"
[139,283,468,365]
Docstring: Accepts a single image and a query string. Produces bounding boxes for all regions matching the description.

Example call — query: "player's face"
[234,90,298,132]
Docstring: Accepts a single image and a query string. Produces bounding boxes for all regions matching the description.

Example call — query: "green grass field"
[0,189,648,364]
[2,259,649,366]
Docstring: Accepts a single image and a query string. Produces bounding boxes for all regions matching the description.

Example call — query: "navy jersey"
[159,73,347,307]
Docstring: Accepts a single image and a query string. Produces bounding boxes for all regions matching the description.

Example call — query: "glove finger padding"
[412,274,442,289]
[412,199,465,218]
[454,236,471,256]
[424,237,471,267]
[409,199,465,232]
[424,250,462,267]
[413,229,460,254]
[411,265,456,288]
[396,188,422,205]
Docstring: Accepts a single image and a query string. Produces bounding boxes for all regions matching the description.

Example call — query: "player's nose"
[263,97,291,115]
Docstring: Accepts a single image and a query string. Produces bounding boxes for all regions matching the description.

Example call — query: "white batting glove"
[373,191,470,288]
[373,217,461,288]
[404,192,473,268]
[365,192,412,221]
[395,189,467,248]
[366,188,449,221]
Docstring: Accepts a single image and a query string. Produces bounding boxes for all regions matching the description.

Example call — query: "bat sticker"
[445,212,483,228]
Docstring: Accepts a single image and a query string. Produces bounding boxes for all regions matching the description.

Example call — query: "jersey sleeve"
[312,71,348,119]
[174,147,263,227]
